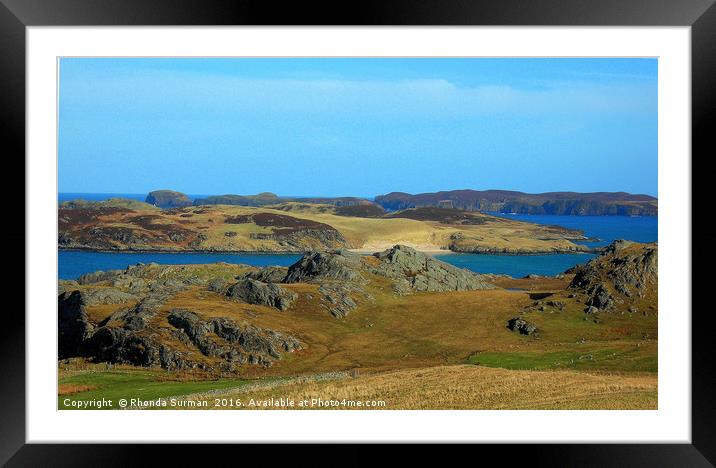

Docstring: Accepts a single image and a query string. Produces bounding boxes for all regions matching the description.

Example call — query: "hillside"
[194,193,376,208]
[375,189,658,216]
[58,202,592,254]
[58,241,658,409]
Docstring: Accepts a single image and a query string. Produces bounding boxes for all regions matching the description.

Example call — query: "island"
[59,192,596,254]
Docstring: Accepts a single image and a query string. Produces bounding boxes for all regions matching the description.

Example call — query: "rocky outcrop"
[283,250,368,317]
[281,245,492,316]
[243,266,289,283]
[506,317,538,335]
[284,249,364,283]
[80,288,138,305]
[145,190,192,208]
[58,262,306,372]
[59,301,301,371]
[317,283,360,319]
[568,240,658,313]
[167,309,301,367]
[58,291,95,358]
[371,245,494,294]
[77,270,123,285]
[83,327,188,369]
[226,278,297,310]
[98,291,167,330]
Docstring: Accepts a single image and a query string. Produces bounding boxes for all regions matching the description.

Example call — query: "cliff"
[375,190,657,216]
[145,190,192,208]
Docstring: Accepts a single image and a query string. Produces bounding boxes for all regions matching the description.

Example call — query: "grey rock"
[506,317,538,335]
[77,269,123,285]
[586,284,614,310]
[81,288,138,306]
[284,249,363,283]
[318,283,358,318]
[58,280,80,295]
[372,245,493,293]
[226,278,297,310]
[207,278,230,293]
[244,266,289,284]
[168,309,301,366]
[569,240,657,311]
[83,327,191,370]
[544,300,565,310]
[58,291,95,358]
[99,292,167,331]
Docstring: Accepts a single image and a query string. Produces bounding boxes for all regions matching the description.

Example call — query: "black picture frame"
[2,0,709,465]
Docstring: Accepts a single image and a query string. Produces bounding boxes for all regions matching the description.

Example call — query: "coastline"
[58,246,599,256]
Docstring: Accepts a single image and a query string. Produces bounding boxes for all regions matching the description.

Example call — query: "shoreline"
[59,246,599,256]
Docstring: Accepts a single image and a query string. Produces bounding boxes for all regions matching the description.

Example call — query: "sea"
[57,193,657,280]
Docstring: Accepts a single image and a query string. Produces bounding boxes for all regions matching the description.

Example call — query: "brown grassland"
[59,202,589,254]
[181,364,657,410]
[61,264,657,410]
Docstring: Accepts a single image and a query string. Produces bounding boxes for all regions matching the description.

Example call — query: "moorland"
[59,190,597,254]
[58,233,658,410]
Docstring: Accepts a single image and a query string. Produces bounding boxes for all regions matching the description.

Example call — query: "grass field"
[174,364,658,410]
[467,347,657,372]
[58,364,252,410]
[58,363,657,410]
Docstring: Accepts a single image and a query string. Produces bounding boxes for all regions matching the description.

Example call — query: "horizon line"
[58,189,659,199]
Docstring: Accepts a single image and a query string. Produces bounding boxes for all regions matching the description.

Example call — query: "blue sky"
[58,58,657,197]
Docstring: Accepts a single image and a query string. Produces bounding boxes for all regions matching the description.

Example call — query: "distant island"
[57,188,658,254]
[58,190,599,254]
[144,188,657,216]
[374,189,657,216]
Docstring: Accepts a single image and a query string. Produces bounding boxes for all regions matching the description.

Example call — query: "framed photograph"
[5,0,711,464]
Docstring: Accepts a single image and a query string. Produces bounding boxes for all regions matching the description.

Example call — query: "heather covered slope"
[58,202,591,254]
[375,189,657,216]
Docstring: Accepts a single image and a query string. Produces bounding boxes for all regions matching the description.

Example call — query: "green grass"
[59,369,252,410]
[467,347,657,373]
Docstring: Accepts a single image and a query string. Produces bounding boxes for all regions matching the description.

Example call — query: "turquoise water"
[57,213,657,280]
[491,213,658,247]
[432,214,657,277]
[58,251,302,280]
[435,252,596,277]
